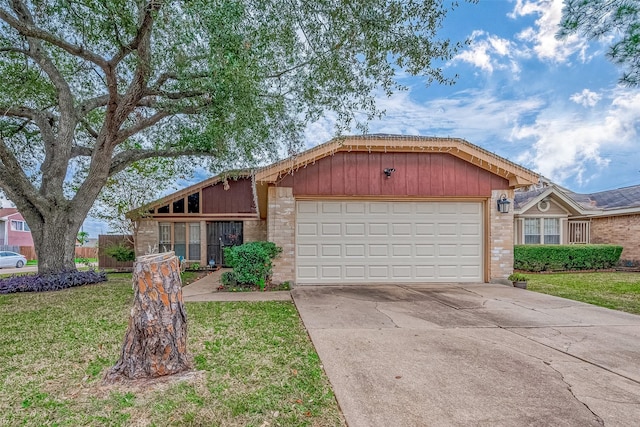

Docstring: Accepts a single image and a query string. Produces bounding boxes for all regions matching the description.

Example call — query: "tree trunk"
[105,251,192,382]
[30,214,80,274]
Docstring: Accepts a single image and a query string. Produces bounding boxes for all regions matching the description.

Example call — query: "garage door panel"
[345,244,365,257]
[369,265,389,279]
[345,223,365,236]
[369,244,389,257]
[296,200,483,284]
[392,245,412,257]
[345,265,366,279]
[297,244,318,257]
[392,223,412,235]
[321,245,341,257]
[297,223,318,236]
[345,202,366,214]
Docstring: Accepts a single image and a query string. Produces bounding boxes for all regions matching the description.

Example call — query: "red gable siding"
[201,178,256,214]
[278,152,508,197]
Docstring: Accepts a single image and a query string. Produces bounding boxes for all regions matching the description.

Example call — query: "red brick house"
[0,208,34,247]
[135,135,539,284]
[514,183,640,263]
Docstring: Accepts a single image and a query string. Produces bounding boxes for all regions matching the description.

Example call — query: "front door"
[206,221,243,267]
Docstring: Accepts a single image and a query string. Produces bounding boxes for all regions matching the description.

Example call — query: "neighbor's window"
[524,218,561,245]
[159,222,171,252]
[10,220,30,232]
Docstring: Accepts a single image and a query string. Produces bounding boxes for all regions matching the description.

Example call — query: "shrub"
[104,243,135,262]
[220,271,237,286]
[223,241,282,285]
[508,273,528,282]
[514,245,623,272]
[0,269,108,294]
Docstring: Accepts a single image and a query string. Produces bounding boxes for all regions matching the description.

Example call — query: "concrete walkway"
[182,269,291,302]
[292,284,640,427]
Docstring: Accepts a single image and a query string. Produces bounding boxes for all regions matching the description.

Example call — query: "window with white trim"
[11,220,30,232]
[159,222,171,252]
[523,218,561,245]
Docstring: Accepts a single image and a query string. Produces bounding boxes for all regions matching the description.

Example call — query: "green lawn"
[0,273,344,426]
[527,272,640,315]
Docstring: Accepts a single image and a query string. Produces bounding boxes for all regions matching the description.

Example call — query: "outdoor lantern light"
[497,194,511,213]
[383,168,396,178]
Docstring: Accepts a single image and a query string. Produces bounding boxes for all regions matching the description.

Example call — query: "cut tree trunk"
[105,251,192,382]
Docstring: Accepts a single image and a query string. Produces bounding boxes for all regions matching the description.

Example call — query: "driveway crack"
[544,362,605,426]
[374,303,400,328]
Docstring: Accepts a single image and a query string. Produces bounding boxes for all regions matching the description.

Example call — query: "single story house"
[135,135,540,285]
[0,208,34,247]
[514,183,640,263]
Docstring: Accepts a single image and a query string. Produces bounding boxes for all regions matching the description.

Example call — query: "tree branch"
[0,136,45,213]
[114,110,172,144]
[70,145,93,158]
[0,5,108,68]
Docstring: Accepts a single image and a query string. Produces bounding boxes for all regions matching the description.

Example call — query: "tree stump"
[105,251,192,382]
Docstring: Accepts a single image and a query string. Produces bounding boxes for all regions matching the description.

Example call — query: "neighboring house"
[514,183,640,262]
[135,135,539,285]
[0,208,34,247]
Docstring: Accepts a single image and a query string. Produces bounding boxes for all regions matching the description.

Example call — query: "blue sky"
[82,0,639,236]
[308,0,640,192]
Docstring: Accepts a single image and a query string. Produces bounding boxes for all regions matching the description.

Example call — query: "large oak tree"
[0,0,466,274]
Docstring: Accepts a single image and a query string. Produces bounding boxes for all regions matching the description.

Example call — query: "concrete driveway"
[291,284,640,427]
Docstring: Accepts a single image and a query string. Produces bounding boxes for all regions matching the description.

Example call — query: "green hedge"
[514,245,623,272]
[223,241,282,285]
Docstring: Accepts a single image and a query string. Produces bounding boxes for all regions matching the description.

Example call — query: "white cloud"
[570,89,601,107]
[452,31,521,76]
[510,0,588,63]
[513,89,640,185]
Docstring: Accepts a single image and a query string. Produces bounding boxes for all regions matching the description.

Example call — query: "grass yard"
[527,272,640,315]
[0,272,344,426]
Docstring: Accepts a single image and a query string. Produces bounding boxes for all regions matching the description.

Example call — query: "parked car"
[0,251,27,268]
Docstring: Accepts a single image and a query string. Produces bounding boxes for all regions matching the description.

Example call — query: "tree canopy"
[559,0,640,87]
[0,0,467,273]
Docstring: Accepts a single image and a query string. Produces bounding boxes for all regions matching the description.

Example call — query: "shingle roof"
[566,184,640,210]
[515,183,640,213]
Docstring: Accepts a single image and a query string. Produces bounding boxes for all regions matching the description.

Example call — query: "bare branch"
[71,145,93,159]
[114,110,172,144]
[0,6,108,68]
[0,135,44,212]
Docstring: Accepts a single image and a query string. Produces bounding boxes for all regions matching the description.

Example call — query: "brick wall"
[489,189,515,284]
[135,219,158,256]
[243,219,267,242]
[267,186,295,284]
[591,214,640,262]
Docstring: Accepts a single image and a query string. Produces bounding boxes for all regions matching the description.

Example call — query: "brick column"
[134,219,158,256]
[489,189,514,284]
[267,186,295,284]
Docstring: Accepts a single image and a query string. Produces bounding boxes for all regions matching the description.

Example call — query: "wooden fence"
[98,234,134,270]
[17,246,99,261]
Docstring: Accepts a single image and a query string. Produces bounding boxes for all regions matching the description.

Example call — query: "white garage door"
[295,200,483,284]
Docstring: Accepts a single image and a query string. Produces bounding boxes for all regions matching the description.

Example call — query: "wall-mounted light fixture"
[383,168,396,178]
[497,194,511,213]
